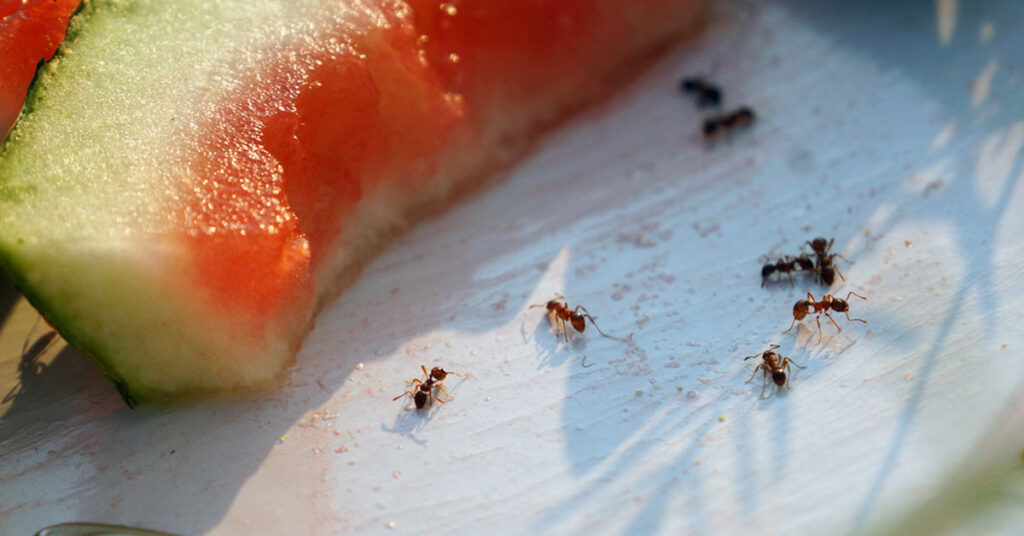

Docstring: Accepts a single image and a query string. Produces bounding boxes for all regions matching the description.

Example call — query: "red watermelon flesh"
[0,0,704,404]
[0,0,80,138]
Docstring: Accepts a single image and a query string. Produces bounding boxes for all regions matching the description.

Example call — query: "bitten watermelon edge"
[0,0,704,405]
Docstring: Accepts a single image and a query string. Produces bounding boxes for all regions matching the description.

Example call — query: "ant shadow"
[539,0,1023,531]
[2,0,1020,533]
[380,411,432,446]
[771,0,1024,532]
[525,317,599,371]
[0,179,549,534]
[0,321,124,446]
[380,374,470,445]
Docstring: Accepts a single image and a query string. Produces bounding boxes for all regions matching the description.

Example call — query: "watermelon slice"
[0,0,704,405]
[0,0,80,138]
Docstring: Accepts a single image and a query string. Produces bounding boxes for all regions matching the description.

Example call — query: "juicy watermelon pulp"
[0,0,80,138]
[0,0,704,405]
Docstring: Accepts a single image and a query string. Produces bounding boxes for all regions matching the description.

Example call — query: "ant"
[702,106,756,139]
[680,76,722,108]
[744,344,805,397]
[805,237,850,286]
[531,293,611,343]
[784,291,867,342]
[761,255,815,287]
[393,365,461,410]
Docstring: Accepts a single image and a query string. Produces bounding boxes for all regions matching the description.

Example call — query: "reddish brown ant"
[761,255,815,287]
[805,237,850,286]
[680,76,722,108]
[703,106,756,138]
[744,344,805,397]
[393,365,461,409]
[784,291,868,342]
[531,293,611,343]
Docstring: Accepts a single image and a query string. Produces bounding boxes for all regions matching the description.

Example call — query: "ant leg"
[783,357,806,369]
[824,310,842,331]
[560,317,572,343]
[745,363,764,384]
[815,314,825,342]
[844,311,868,324]
[760,371,769,397]
[833,263,846,282]
[579,312,614,339]
[823,309,839,332]
[435,382,454,401]
[392,379,421,402]
[783,318,799,334]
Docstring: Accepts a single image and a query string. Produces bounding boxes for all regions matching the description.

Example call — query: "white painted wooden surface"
[3,1,1024,534]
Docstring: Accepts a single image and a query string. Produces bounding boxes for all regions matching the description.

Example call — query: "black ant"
[393,365,461,409]
[784,291,867,342]
[680,76,722,108]
[805,237,850,286]
[531,293,611,343]
[761,255,815,287]
[703,106,756,139]
[744,344,805,397]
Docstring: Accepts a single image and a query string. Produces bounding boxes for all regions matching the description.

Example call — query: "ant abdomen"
[793,301,810,321]
[819,267,836,286]
[570,313,587,333]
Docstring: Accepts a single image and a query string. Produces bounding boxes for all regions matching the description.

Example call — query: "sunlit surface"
[2,1,1023,534]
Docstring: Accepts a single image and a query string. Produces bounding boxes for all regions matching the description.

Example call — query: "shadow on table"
[777,0,1024,533]
[531,0,1023,532]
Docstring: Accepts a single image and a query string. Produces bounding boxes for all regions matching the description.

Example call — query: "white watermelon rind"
[0,0,317,406]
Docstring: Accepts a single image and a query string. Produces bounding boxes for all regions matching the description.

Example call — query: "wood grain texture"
[3,1,1024,534]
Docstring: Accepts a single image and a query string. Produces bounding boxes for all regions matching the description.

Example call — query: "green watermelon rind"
[0,245,141,407]
[0,2,145,406]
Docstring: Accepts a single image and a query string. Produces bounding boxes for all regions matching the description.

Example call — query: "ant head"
[796,256,815,271]
[761,264,776,278]
[569,313,586,333]
[429,367,448,381]
[546,300,562,312]
[734,107,756,124]
[808,237,829,253]
[831,299,849,312]
[772,371,787,386]
[793,301,810,320]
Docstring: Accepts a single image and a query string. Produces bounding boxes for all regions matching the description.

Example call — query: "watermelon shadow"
[0,275,21,325]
